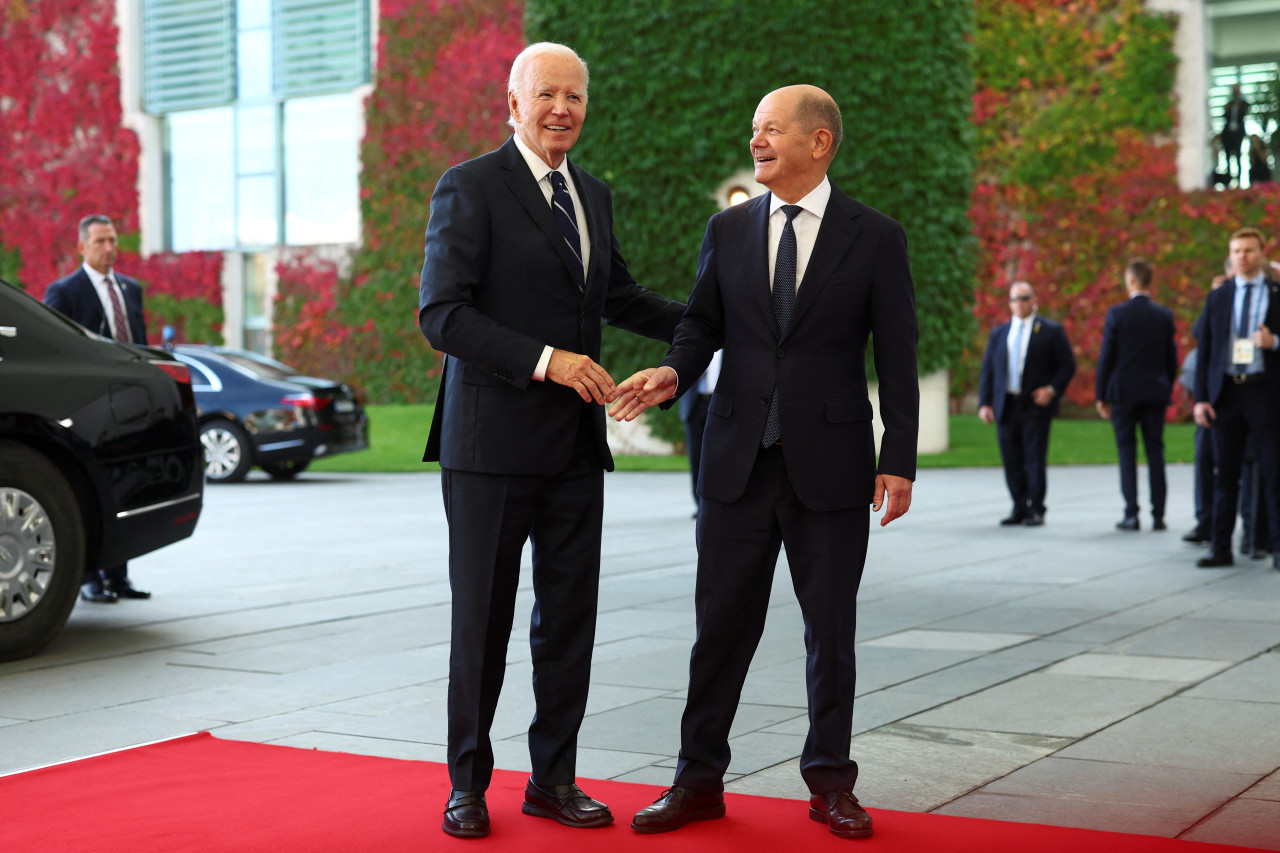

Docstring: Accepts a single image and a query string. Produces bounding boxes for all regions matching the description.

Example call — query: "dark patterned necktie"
[549,171,584,290]
[761,204,803,448]
[105,274,131,343]
[1238,281,1254,338]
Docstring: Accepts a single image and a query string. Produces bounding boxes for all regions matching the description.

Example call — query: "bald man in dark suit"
[610,84,918,841]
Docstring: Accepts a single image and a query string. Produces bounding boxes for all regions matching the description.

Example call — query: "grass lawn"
[310,404,1197,474]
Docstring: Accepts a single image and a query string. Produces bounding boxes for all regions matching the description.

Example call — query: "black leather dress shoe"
[1196,551,1234,568]
[1152,518,1167,531]
[79,578,117,604]
[1116,517,1139,531]
[809,790,873,839]
[1021,514,1044,527]
[442,789,489,838]
[104,578,151,599]
[998,514,1026,526]
[522,780,612,828]
[1182,527,1211,544]
[631,786,725,833]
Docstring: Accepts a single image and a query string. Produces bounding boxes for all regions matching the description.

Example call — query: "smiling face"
[750,87,831,203]
[508,53,587,169]
[78,222,118,274]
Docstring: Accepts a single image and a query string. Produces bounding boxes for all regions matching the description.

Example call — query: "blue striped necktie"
[549,171,584,290]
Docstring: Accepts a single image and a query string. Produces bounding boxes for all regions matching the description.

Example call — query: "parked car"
[0,278,203,661]
[173,345,369,483]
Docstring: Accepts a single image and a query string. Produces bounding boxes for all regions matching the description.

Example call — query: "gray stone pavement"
[1,464,1278,849]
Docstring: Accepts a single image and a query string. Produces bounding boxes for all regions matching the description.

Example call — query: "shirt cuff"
[533,345,553,381]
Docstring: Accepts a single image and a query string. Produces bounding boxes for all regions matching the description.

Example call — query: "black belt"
[1228,372,1266,385]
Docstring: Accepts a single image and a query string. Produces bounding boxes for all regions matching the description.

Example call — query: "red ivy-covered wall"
[967,0,1280,415]
[0,0,222,344]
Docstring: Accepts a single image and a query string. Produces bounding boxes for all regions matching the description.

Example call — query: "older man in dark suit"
[610,84,918,840]
[1095,258,1179,531]
[978,282,1077,526]
[43,214,152,603]
[418,42,684,839]
[1193,226,1280,569]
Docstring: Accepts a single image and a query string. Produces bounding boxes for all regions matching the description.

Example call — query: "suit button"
[760,396,769,405]
[776,348,785,358]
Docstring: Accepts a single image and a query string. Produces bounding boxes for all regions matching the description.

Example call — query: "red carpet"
[0,733,1260,851]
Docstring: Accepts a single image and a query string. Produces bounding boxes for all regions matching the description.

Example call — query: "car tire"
[0,441,86,662]
[200,419,253,483]
[260,459,311,481]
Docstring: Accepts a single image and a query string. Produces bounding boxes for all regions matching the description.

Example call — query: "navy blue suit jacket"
[1095,294,1178,405]
[418,137,684,475]
[660,184,919,513]
[43,267,147,344]
[1194,277,1280,407]
[978,315,1076,422]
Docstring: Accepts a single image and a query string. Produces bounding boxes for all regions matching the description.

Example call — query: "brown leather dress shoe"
[442,789,489,838]
[631,786,725,833]
[809,790,873,839]
[521,780,613,827]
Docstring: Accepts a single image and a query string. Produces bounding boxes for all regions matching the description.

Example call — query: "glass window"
[168,107,235,251]
[283,92,360,244]
[237,175,279,247]
[238,28,273,100]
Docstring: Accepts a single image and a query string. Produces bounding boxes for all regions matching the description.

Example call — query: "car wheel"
[200,419,253,483]
[0,441,86,662]
[260,459,311,481]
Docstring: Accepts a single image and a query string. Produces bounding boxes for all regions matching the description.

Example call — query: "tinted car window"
[216,350,296,381]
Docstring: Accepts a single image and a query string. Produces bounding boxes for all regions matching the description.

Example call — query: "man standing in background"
[1095,258,1179,531]
[43,214,152,604]
[978,282,1077,527]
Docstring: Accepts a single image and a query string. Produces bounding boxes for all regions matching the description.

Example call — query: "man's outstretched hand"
[607,367,678,420]
[547,349,616,404]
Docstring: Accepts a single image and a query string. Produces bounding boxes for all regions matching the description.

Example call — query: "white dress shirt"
[1005,313,1035,394]
[83,262,130,341]
[767,177,831,293]
[512,135,592,382]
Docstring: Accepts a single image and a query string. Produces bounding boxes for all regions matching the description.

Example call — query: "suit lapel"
[499,138,583,295]
[569,160,601,298]
[747,196,775,335]
[787,190,859,339]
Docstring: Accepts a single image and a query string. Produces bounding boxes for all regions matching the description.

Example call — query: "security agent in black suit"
[610,84,918,840]
[1222,85,1250,186]
[1193,226,1280,570]
[1095,259,1178,531]
[418,43,684,839]
[978,282,1077,526]
[42,214,152,604]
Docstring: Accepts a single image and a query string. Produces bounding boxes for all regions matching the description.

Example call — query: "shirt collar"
[512,133,572,186]
[1239,273,1265,287]
[769,176,831,220]
[83,262,114,287]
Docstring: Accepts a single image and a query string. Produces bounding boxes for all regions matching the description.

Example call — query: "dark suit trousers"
[440,414,603,791]
[1194,425,1215,530]
[996,394,1053,517]
[675,445,868,796]
[1110,401,1168,519]
[1209,381,1280,554]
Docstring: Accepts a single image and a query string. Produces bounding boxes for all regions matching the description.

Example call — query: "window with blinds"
[142,0,236,114]
[142,0,369,114]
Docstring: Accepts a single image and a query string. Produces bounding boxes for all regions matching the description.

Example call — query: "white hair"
[507,42,589,130]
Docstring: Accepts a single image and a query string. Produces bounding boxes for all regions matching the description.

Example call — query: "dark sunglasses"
[1009,295,1033,302]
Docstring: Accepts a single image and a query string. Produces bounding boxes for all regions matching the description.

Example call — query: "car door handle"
[0,325,15,337]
